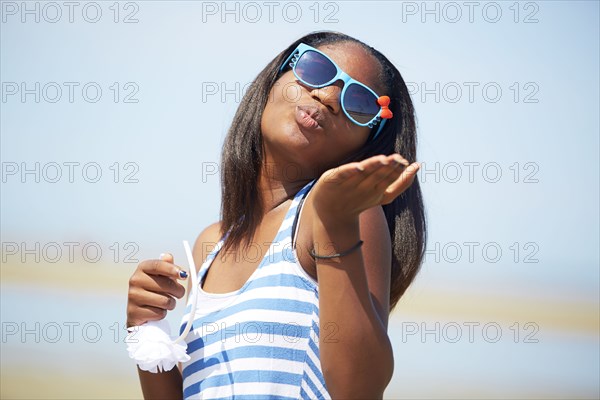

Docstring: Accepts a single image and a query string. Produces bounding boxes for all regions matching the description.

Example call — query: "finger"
[130,286,177,311]
[159,252,188,280]
[336,162,369,180]
[384,162,420,197]
[357,155,390,174]
[391,154,410,167]
[377,155,410,187]
[357,155,404,187]
[136,273,186,299]
[332,155,391,189]
[140,305,169,322]
[373,164,405,191]
[133,305,168,324]
[321,154,406,187]
[320,162,364,183]
[140,258,188,280]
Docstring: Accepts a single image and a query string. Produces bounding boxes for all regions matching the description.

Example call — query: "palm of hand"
[312,154,420,220]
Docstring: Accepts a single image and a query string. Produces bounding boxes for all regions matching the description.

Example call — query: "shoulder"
[192,221,222,274]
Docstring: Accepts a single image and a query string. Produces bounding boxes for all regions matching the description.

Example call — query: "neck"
[257,155,312,216]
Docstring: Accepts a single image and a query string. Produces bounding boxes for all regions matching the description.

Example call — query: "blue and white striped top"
[179,179,331,399]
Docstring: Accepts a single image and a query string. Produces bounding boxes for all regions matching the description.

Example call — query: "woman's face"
[261,41,385,178]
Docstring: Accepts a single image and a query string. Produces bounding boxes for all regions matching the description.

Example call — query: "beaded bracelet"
[309,240,364,260]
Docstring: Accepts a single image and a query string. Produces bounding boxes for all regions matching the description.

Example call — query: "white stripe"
[195,259,300,293]
[304,354,329,397]
[280,214,296,231]
[187,276,317,314]
[179,269,318,325]
[304,336,330,397]
[304,316,331,398]
[250,260,303,278]
[301,377,319,399]
[186,334,308,365]
[232,283,317,304]
[191,307,313,331]
[185,357,304,392]
[186,326,309,365]
[183,293,317,327]
[197,381,300,398]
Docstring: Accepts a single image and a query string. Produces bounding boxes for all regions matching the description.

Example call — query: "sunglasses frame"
[279,42,388,140]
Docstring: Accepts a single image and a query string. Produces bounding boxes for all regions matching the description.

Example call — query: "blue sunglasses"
[280,42,393,140]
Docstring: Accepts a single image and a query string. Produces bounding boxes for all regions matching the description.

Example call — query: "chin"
[275,121,316,148]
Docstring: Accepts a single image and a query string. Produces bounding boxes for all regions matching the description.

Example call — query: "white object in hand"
[126,240,200,373]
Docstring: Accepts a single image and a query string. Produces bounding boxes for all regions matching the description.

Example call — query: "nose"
[308,81,343,114]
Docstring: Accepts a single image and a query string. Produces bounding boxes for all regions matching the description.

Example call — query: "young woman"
[126,30,426,399]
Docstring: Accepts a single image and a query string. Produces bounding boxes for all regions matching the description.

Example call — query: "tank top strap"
[194,230,229,284]
[288,179,317,221]
[271,179,318,245]
[290,179,317,245]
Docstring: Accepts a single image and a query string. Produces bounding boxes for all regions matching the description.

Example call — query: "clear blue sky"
[2,1,598,299]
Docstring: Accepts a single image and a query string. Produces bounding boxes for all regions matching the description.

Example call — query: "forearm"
[313,215,394,398]
[137,367,183,400]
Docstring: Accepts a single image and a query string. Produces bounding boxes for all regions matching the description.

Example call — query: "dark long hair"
[219,31,427,312]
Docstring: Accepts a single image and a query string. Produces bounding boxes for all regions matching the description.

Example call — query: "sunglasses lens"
[344,84,380,124]
[294,50,337,86]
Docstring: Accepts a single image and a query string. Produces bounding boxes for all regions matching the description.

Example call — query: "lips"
[295,104,325,131]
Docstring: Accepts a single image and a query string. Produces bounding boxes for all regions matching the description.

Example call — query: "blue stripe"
[308,337,320,358]
[187,321,310,354]
[208,396,298,400]
[201,244,222,266]
[184,271,304,314]
[300,387,310,399]
[273,225,293,243]
[311,320,320,337]
[302,370,327,400]
[182,344,307,378]
[183,370,303,397]
[189,297,314,329]
[183,296,314,331]
[180,286,316,339]
[182,259,315,318]
[260,244,297,266]
[245,273,314,293]
[305,349,327,389]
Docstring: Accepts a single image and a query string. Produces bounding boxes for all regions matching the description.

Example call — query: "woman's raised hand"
[126,253,188,328]
[312,154,420,222]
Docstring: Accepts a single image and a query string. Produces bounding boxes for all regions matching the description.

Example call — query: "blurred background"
[1,1,598,398]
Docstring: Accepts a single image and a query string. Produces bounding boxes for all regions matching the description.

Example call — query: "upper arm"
[359,206,392,330]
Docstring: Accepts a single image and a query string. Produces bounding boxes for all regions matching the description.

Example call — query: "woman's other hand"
[126,253,188,328]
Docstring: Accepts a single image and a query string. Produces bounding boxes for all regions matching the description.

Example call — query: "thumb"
[159,252,188,280]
